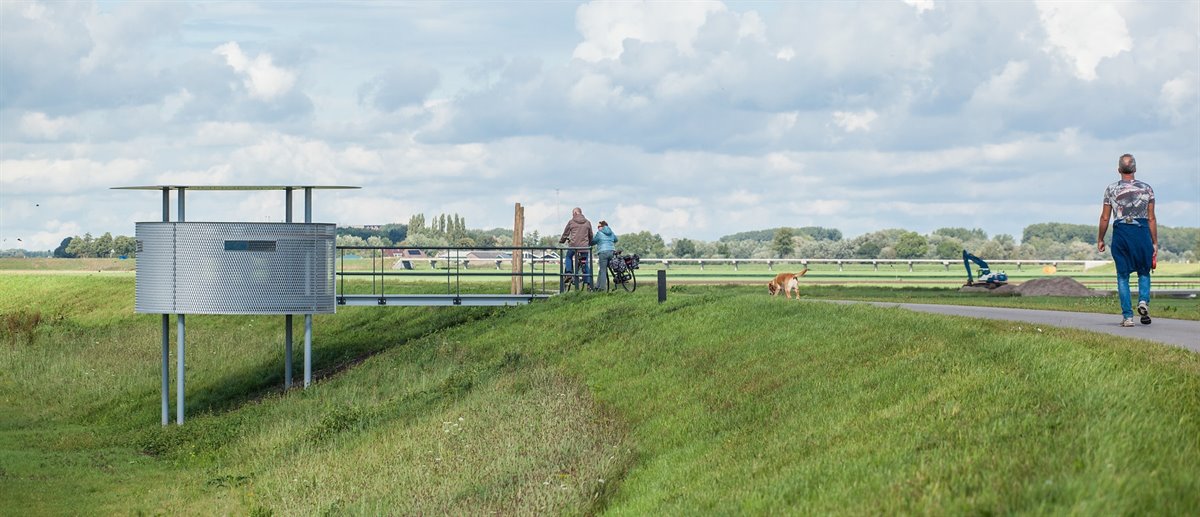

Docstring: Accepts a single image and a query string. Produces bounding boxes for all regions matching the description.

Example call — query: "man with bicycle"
[560,207,594,289]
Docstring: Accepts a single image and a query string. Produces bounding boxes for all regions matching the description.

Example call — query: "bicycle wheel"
[623,268,636,292]
[606,266,620,291]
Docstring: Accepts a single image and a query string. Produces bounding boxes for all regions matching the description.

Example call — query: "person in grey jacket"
[592,220,618,290]
[559,207,593,289]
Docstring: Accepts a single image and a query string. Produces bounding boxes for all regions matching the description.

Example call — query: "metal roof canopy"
[118,184,359,427]
[112,185,360,191]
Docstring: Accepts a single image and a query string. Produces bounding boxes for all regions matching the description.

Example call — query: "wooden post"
[511,203,524,294]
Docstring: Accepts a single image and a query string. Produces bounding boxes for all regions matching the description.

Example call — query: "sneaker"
[1137,301,1151,325]
[1121,318,1135,327]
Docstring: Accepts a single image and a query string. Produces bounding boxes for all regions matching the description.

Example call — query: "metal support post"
[285,188,293,223]
[161,187,170,425]
[304,187,313,388]
[285,315,293,388]
[176,314,185,425]
[176,187,186,424]
[285,188,293,389]
[161,315,169,425]
[304,315,312,387]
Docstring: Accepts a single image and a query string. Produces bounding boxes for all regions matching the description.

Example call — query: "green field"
[1,273,1198,514]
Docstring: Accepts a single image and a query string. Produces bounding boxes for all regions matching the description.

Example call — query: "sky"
[1,0,1198,251]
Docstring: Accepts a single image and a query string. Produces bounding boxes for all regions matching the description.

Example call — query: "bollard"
[658,269,666,303]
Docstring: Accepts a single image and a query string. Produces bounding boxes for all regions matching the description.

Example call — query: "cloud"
[0,1,1196,251]
[0,158,147,195]
[1158,73,1198,125]
[1036,1,1131,81]
[832,109,878,133]
[0,1,185,113]
[18,112,75,140]
[213,41,297,100]
[902,0,935,13]
[573,0,726,61]
[358,62,441,112]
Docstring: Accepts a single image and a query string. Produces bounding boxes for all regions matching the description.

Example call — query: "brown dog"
[767,269,808,299]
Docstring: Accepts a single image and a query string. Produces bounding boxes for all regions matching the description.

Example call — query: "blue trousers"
[596,250,614,290]
[1112,220,1152,318]
[564,249,592,288]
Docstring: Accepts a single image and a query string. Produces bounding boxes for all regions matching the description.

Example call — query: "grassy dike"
[1,275,1198,514]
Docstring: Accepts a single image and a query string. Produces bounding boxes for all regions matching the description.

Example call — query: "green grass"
[1,275,1198,514]
[796,285,1200,321]
[0,257,136,272]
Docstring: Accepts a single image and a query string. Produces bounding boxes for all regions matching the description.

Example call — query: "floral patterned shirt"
[1103,179,1154,220]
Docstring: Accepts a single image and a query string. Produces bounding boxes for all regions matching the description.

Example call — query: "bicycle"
[605,250,639,292]
[561,248,593,292]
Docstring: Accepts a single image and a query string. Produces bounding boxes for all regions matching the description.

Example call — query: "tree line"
[25,221,1200,263]
[52,233,138,258]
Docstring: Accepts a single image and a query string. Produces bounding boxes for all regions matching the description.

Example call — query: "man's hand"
[1097,241,1106,252]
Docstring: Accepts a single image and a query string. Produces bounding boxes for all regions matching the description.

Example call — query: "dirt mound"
[958,277,1098,297]
[1014,277,1097,297]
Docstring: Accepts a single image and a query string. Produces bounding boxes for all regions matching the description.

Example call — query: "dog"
[767,269,808,299]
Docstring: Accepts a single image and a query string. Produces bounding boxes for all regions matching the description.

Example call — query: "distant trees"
[772,228,795,258]
[933,227,987,241]
[53,237,75,258]
[721,226,842,243]
[671,238,697,258]
[620,231,667,257]
[894,232,928,259]
[41,219,1198,263]
[1022,223,1092,245]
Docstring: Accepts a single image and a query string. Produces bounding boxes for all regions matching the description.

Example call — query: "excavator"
[962,249,1008,288]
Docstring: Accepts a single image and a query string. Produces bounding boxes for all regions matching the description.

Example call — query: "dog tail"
[798,268,809,276]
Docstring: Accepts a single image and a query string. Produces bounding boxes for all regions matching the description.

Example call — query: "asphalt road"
[822,301,1200,353]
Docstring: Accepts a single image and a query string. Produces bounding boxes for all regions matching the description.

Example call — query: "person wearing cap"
[559,207,594,289]
[1097,153,1158,327]
[592,220,619,291]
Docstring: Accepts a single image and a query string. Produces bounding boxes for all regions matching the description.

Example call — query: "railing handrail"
[637,258,1104,265]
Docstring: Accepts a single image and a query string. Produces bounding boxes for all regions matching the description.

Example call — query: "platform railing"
[335,245,578,306]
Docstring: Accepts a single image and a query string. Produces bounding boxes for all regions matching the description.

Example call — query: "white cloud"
[775,47,795,61]
[18,112,75,140]
[573,0,726,61]
[969,61,1029,105]
[831,109,878,133]
[193,122,259,146]
[1036,1,1131,81]
[213,41,297,100]
[20,220,82,252]
[0,158,147,194]
[1159,73,1198,124]
[611,202,704,235]
[902,0,935,13]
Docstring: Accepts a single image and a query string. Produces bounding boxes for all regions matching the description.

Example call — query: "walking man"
[1097,153,1157,327]
[559,207,593,289]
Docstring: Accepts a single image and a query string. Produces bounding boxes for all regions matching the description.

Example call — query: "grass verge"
[1,275,1197,514]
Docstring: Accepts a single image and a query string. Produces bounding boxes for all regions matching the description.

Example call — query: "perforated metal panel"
[135,222,336,314]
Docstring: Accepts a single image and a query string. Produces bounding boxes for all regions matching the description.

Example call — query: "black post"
[657,269,666,303]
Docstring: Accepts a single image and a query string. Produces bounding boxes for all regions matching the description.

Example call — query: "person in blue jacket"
[592,220,618,291]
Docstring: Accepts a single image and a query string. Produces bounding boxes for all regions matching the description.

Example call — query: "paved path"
[821,301,1199,353]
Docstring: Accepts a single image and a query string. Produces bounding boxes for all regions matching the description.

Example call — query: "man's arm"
[1097,203,1112,252]
[560,223,571,243]
[1147,201,1158,249]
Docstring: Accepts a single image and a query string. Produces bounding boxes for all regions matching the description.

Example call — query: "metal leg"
[176,314,185,425]
[285,315,293,388]
[304,314,312,387]
[162,314,169,425]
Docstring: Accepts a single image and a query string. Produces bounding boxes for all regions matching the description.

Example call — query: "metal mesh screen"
[135,222,336,314]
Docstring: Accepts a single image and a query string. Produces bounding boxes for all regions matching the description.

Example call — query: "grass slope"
[1,275,1198,514]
